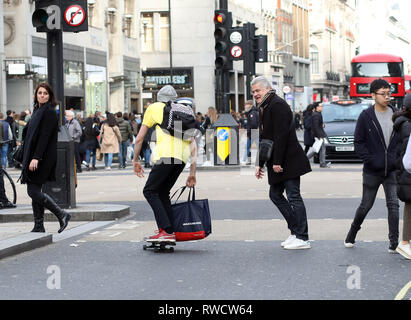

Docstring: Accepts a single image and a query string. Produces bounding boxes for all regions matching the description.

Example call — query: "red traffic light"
[214,13,225,24]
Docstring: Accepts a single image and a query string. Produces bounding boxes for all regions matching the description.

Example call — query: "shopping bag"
[306,138,323,158]
[170,187,212,241]
[96,148,103,161]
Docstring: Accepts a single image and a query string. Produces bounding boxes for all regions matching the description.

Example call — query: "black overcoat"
[21,103,58,185]
[259,92,311,185]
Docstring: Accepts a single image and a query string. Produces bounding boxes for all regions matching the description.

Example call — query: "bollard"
[213,113,239,165]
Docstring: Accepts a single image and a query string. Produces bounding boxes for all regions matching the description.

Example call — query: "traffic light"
[255,35,268,63]
[61,0,88,33]
[32,0,88,33]
[214,10,232,70]
[32,0,62,32]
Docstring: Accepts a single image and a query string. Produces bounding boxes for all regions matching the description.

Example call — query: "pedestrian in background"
[303,104,315,154]
[344,79,400,253]
[0,113,12,168]
[115,111,133,169]
[82,116,100,171]
[65,110,83,173]
[133,85,197,243]
[100,112,122,170]
[201,107,218,166]
[21,83,71,233]
[243,100,259,165]
[6,110,17,168]
[306,102,331,168]
[253,76,312,250]
[392,93,411,259]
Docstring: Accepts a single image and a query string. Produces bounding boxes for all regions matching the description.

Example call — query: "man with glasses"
[344,79,400,253]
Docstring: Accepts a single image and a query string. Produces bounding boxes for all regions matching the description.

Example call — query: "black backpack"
[159,101,199,140]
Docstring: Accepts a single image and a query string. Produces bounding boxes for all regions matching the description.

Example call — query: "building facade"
[2,0,141,115]
[355,0,410,74]
[140,0,279,114]
[291,0,311,111]
[308,0,357,103]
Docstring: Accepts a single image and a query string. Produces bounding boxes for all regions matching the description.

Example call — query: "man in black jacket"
[344,79,400,253]
[253,76,312,250]
[307,102,330,168]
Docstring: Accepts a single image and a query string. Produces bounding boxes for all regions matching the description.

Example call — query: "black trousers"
[27,182,45,204]
[143,158,185,233]
[269,177,309,241]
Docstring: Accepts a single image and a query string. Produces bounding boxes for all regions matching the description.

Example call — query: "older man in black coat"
[253,76,312,250]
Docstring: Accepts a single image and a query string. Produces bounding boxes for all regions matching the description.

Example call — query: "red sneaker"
[145,229,176,243]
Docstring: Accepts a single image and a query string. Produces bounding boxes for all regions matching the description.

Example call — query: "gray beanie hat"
[157,85,178,103]
[404,93,411,110]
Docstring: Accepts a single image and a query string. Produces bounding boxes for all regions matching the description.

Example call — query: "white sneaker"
[396,243,411,259]
[281,235,296,247]
[284,238,311,250]
[344,241,355,248]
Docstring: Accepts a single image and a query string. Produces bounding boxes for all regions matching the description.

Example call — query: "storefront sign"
[142,68,193,90]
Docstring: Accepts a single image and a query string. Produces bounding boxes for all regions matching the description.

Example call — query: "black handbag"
[12,143,24,164]
[259,139,274,163]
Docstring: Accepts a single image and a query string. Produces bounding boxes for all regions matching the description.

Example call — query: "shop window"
[86,64,107,115]
[64,60,84,90]
[32,56,48,89]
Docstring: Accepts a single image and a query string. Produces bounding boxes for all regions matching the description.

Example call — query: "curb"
[0,233,52,260]
[0,204,130,223]
[0,204,130,260]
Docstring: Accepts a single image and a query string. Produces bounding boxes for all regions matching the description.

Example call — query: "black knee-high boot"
[42,194,71,233]
[31,201,45,233]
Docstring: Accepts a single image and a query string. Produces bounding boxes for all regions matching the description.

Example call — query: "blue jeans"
[85,147,96,167]
[351,171,399,244]
[269,177,309,241]
[144,147,151,165]
[243,135,259,162]
[118,141,129,167]
[1,144,8,168]
[104,153,113,168]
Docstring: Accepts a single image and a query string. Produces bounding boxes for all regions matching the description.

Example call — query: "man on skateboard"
[133,85,197,245]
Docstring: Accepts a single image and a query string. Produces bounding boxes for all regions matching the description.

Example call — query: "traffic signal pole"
[46,30,64,119]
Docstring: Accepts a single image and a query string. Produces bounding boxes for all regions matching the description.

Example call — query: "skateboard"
[143,240,176,253]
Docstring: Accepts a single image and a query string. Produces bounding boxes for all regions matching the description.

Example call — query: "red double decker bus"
[350,53,405,107]
[405,75,411,94]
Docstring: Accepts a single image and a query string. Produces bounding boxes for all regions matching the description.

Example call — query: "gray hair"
[66,110,74,117]
[251,76,272,89]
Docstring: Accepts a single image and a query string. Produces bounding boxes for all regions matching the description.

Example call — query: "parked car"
[315,99,373,162]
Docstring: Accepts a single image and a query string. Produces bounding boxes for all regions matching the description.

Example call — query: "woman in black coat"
[22,83,71,233]
[392,95,411,259]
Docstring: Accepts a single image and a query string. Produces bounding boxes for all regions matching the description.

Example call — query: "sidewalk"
[0,203,130,260]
